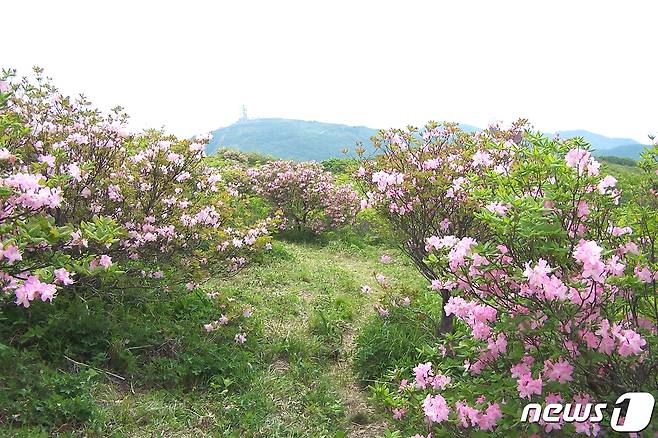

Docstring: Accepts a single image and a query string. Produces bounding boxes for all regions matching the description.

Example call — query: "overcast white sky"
[3,1,657,142]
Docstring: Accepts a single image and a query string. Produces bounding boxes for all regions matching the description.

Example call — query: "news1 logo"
[521,392,655,432]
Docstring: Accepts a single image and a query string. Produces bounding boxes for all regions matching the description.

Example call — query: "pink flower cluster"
[422,394,450,424]
[444,296,497,340]
[247,161,361,234]
[412,362,452,390]
[14,275,57,307]
[455,401,503,431]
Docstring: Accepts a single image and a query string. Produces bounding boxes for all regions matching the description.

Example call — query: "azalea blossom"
[53,268,74,286]
[99,255,112,269]
[423,394,450,423]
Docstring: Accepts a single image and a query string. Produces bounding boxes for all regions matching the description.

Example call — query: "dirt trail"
[329,329,389,437]
[323,252,390,437]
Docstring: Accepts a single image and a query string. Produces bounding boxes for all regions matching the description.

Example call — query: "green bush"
[0,281,264,391]
[353,291,442,384]
[0,345,99,428]
[326,209,398,250]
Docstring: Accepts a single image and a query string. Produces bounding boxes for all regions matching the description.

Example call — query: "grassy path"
[210,238,423,437]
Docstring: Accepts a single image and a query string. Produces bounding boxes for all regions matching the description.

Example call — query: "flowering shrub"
[356,122,524,332]
[365,125,658,436]
[247,160,361,234]
[1,68,271,310]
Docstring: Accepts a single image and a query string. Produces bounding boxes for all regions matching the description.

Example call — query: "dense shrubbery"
[357,122,658,436]
[247,160,361,234]
[0,68,272,309]
[0,69,272,429]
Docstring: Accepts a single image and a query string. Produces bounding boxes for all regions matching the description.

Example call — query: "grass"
[0,236,428,437]
[202,239,426,436]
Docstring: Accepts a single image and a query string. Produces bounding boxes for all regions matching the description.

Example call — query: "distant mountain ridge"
[206,118,378,161]
[205,118,646,161]
[552,130,645,159]
[552,130,641,151]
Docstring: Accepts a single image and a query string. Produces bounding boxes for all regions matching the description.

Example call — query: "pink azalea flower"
[597,175,617,194]
[477,403,503,431]
[67,163,82,181]
[0,147,13,161]
[517,374,543,399]
[448,237,477,269]
[565,148,591,174]
[14,276,57,307]
[456,401,479,427]
[523,259,552,287]
[485,201,510,216]
[635,265,653,283]
[2,245,22,264]
[573,240,606,281]
[616,329,646,357]
[543,358,574,384]
[99,255,112,269]
[423,394,449,423]
[574,420,601,436]
[620,241,640,255]
[392,407,406,420]
[472,150,493,167]
[413,362,433,389]
[431,372,452,390]
[38,154,56,167]
[576,200,590,218]
[54,268,74,285]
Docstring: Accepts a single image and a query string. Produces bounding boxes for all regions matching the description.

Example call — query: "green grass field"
[2,237,428,437]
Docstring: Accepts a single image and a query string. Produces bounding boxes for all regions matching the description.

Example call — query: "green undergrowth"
[353,289,443,385]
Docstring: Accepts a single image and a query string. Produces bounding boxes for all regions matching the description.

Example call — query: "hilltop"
[206,118,379,161]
